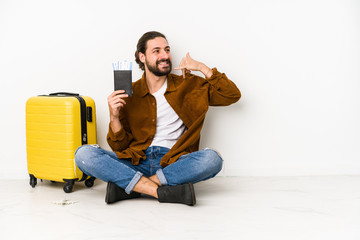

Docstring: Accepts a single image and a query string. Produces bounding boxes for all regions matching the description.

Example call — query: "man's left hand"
[175,52,213,79]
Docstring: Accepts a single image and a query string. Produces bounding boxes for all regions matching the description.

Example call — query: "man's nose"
[159,50,169,59]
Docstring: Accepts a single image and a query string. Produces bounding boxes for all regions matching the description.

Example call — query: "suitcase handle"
[49,92,80,96]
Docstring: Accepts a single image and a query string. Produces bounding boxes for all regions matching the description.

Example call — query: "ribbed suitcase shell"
[26,94,97,191]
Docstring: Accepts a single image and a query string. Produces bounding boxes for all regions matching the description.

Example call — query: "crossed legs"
[75,145,223,204]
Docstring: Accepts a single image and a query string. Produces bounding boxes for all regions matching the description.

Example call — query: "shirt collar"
[136,73,177,97]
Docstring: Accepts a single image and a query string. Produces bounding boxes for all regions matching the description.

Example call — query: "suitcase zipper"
[72,95,88,180]
[74,96,88,145]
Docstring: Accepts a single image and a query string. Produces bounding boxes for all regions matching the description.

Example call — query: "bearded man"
[75,31,241,206]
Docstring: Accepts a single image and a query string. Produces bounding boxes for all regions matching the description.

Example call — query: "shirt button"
[152,119,155,122]
[152,102,155,106]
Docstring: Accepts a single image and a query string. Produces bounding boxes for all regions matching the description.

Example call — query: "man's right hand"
[108,90,128,132]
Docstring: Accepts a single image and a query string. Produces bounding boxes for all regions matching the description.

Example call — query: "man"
[75,31,241,206]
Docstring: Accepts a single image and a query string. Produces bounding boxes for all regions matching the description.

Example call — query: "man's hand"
[108,90,128,133]
[108,90,128,119]
[174,52,213,78]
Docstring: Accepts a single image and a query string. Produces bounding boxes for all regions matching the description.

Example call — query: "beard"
[145,58,172,76]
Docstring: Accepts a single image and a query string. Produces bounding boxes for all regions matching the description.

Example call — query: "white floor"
[1,176,359,240]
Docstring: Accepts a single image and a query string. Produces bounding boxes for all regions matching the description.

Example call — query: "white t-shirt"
[150,80,186,149]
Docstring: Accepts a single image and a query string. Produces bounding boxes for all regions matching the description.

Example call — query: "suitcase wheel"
[63,179,76,193]
[85,177,96,188]
[29,174,37,188]
[63,183,74,193]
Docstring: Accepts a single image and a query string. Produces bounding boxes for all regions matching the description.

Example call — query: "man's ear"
[139,52,145,63]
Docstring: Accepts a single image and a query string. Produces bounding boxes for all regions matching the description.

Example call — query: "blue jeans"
[75,145,223,194]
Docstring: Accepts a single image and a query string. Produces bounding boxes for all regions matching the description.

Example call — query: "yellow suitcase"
[26,92,97,193]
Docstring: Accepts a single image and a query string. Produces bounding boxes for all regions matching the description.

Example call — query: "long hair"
[135,31,167,71]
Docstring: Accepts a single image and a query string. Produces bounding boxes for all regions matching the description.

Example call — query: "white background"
[0,0,359,179]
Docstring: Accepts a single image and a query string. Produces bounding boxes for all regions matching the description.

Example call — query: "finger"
[111,93,128,102]
[115,90,127,96]
[175,56,188,70]
[118,93,129,98]
[113,100,126,108]
[174,66,186,70]
[182,69,185,78]
[111,102,122,110]
[175,57,185,69]
[112,96,128,105]
[112,90,125,95]
[110,101,126,112]
[108,93,127,104]
[109,90,124,99]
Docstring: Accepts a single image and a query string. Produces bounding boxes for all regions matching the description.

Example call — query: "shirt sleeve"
[106,108,134,152]
[205,68,241,106]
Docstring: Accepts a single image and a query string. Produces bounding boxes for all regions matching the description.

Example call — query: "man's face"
[143,37,172,76]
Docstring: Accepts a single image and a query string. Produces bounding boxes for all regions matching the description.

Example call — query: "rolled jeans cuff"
[156,169,168,186]
[125,171,143,194]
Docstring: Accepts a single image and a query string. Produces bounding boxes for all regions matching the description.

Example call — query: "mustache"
[156,59,171,65]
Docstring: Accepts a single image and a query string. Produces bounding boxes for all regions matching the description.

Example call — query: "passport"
[114,70,133,97]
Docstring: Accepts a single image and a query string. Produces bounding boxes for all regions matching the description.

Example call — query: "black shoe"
[157,183,196,206]
[105,182,141,204]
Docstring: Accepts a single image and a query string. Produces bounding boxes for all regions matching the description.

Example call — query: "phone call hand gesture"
[174,52,213,79]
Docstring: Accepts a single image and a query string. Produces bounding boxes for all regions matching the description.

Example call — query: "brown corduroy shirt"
[107,68,241,167]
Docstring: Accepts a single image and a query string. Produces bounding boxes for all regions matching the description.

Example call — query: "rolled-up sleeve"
[205,68,241,106]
